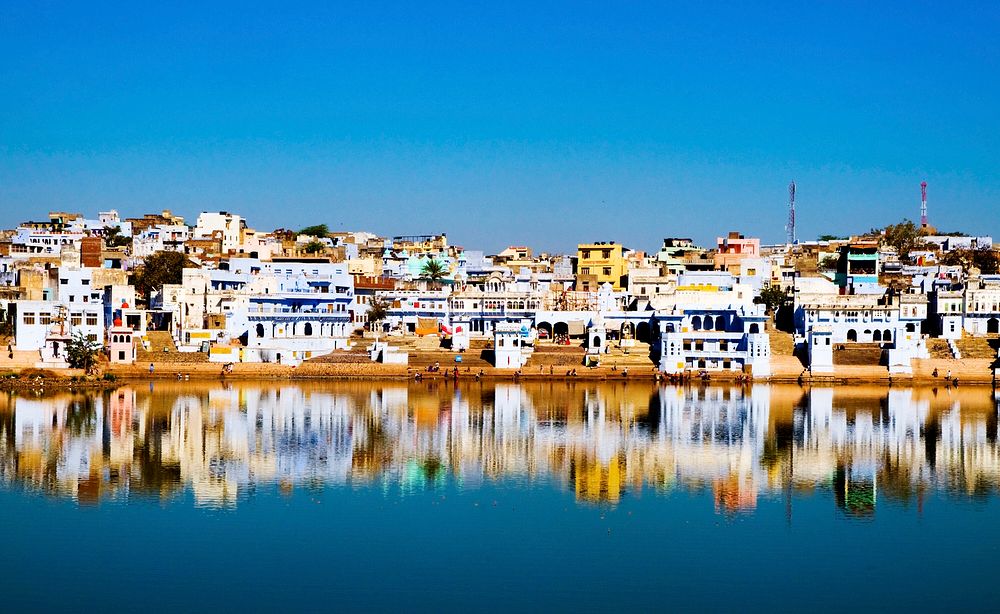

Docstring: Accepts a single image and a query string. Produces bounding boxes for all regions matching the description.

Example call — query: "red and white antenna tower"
[786,181,796,245]
[920,181,928,228]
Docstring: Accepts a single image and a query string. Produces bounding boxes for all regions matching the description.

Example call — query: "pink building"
[714,231,760,272]
[107,319,136,364]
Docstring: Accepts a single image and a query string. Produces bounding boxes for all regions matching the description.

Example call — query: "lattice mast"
[920,181,928,228]
[786,181,796,245]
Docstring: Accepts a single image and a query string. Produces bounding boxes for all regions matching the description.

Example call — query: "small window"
[23,313,36,325]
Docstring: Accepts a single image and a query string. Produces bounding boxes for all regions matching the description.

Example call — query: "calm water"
[2,381,999,611]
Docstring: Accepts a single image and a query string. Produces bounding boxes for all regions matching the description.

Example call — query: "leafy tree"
[299,224,330,238]
[881,219,925,261]
[66,331,102,372]
[756,285,788,314]
[940,248,1000,275]
[366,297,389,331]
[304,240,325,254]
[103,225,131,248]
[420,258,448,281]
[818,234,846,242]
[134,251,190,300]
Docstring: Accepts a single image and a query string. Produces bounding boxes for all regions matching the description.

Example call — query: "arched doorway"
[989,317,1000,334]
[703,315,713,331]
[749,323,759,334]
[847,329,858,342]
[304,322,313,336]
[691,316,702,331]
[592,335,602,349]
[636,322,651,342]
[716,316,726,331]
[872,330,882,342]
[620,322,634,340]
[537,321,553,339]
[255,323,265,338]
[884,329,892,342]
[554,322,569,337]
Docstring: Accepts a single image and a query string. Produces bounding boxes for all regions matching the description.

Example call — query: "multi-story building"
[576,242,629,291]
[193,212,245,254]
[713,231,761,273]
[834,241,881,294]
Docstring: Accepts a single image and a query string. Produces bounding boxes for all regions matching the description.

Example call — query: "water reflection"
[1,382,997,512]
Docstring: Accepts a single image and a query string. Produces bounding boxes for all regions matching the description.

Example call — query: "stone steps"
[137,330,209,363]
[833,344,884,366]
[767,328,796,356]
[926,338,953,360]
[955,336,999,359]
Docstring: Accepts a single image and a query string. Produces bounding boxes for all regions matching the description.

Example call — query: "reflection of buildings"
[1,383,999,512]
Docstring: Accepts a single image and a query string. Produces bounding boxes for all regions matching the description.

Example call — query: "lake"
[1,381,998,611]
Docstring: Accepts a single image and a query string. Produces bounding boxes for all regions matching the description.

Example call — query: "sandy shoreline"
[109,356,1000,385]
[4,356,998,387]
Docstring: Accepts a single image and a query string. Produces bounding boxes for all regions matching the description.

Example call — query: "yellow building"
[576,242,628,291]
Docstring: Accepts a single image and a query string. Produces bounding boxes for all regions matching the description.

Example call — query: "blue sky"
[1,1,998,253]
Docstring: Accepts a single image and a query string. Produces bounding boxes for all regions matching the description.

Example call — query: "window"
[71,313,82,326]
[602,267,611,276]
[60,278,68,285]
[40,313,52,325]
[87,334,97,342]
[602,250,610,258]
[86,313,98,326]
[581,267,590,275]
[23,313,35,325]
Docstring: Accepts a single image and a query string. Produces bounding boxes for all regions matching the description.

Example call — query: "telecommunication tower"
[920,181,928,228]
[786,181,796,245]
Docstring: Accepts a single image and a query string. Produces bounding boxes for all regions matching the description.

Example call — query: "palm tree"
[420,258,448,282]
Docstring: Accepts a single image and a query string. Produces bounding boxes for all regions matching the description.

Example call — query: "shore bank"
[3,356,997,388]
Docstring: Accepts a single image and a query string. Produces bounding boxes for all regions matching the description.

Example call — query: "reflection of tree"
[65,396,96,437]
[132,411,182,500]
[877,451,925,505]
[351,412,393,479]
[422,456,444,482]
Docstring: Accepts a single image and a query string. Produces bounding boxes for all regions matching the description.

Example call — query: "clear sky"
[1,1,998,253]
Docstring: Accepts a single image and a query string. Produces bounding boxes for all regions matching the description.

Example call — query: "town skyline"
[3,2,999,252]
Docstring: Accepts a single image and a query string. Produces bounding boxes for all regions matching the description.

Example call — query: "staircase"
[926,338,953,359]
[955,335,999,359]
[526,342,587,367]
[766,328,796,356]
[137,331,209,364]
[306,345,372,364]
[592,341,656,369]
[833,343,884,366]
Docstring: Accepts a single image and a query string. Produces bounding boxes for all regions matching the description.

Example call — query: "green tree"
[66,331,102,372]
[420,258,448,281]
[881,219,925,261]
[134,251,190,300]
[818,234,846,242]
[756,285,788,315]
[304,240,325,254]
[103,225,131,248]
[366,297,389,331]
[940,247,1000,275]
[299,224,330,238]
